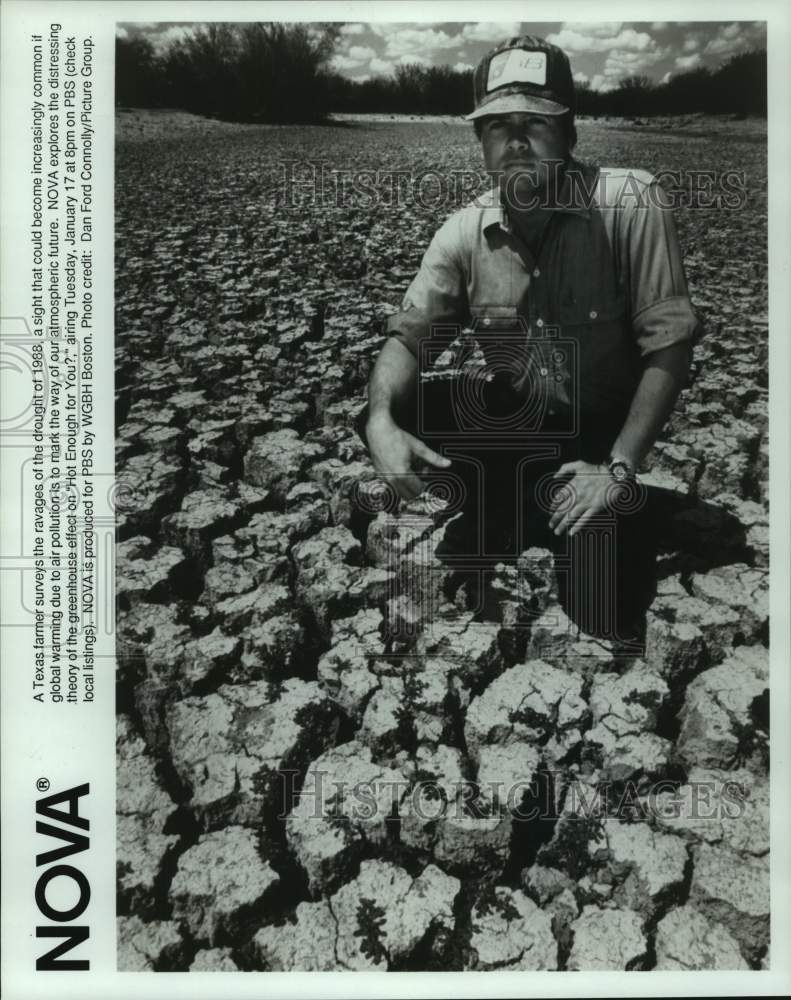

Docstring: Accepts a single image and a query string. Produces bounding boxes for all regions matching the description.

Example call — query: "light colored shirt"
[386,157,702,417]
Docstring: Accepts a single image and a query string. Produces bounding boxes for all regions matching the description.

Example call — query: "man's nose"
[505,126,530,149]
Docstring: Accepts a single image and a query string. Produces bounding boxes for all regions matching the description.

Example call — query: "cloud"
[547,25,654,54]
[459,22,522,43]
[675,53,703,71]
[369,56,395,77]
[116,25,129,39]
[453,62,474,73]
[348,45,376,61]
[660,70,672,84]
[563,22,623,37]
[352,74,371,83]
[573,71,590,85]
[370,23,460,58]
[703,21,765,57]
[340,23,366,35]
[651,22,669,31]
[331,46,377,71]
[119,21,196,50]
[600,45,669,81]
[366,45,434,75]
[331,54,361,71]
[682,36,700,52]
[145,24,195,51]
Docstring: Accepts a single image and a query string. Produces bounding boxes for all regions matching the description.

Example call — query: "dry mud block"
[584,661,672,781]
[252,899,337,971]
[161,488,244,566]
[253,860,458,970]
[689,843,769,964]
[167,678,340,829]
[286,741,411,895]
[588,662,668,740]
[523,863,576,905]
[567,905,647,970]
[654,906,748,970]
[646,765,768,855]
[292,525,385,637]
[414,610,503,683]
[117,536,188,609]
[643,611,706,683]
[398,744,511,876]
[587,819,688,918]
[406,790,513,877]
[464,887,557,971]
[170,826,279,945]
[359,657,473,750]
[189,948,239,971]
[243,429,325,504]
[689,564,768,646]
[318,607,501,727]
[115,452,184,538]
[116,715,179,915]
[676,645,768,772]
[317,608,388,718]
[650,591,742,666]
[309,457,379,527]
[465,659,587,767]
[117,916,185,971]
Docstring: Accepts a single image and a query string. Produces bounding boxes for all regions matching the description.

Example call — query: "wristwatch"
[607,455,636,482]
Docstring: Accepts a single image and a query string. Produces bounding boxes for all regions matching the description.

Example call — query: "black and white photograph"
[2,0,789,992]
[108,15,779,975]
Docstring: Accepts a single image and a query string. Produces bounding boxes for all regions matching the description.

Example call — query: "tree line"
[116,23,342,121]
[116,24,767,121]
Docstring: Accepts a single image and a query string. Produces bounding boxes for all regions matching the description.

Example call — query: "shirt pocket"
[469,303,524,332]
[555,295,641,413]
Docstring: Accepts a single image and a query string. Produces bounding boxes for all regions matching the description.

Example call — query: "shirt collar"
[482,156,598,233]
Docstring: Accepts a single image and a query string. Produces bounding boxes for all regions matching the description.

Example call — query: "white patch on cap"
[487,49,547,91]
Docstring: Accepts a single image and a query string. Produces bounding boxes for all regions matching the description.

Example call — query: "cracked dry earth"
[115,113,769,972]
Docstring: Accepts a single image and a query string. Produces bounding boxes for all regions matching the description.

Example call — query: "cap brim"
[464,93,569,121]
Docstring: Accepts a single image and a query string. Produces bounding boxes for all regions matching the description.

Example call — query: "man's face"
[479,111,569,208]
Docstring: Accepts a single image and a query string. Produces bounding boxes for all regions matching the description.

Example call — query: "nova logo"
[35,783,90,970]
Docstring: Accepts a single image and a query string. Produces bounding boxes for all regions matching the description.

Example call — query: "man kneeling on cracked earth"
[358,35,702,644]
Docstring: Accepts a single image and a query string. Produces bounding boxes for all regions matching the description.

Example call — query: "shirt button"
[482,317,491,327]
[589,309,598,319]
[540,367,548,376]
[533,267,540,277]
[549,408,556,415]
[536,318,544,328]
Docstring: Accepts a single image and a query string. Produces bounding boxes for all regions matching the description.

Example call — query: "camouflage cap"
[466,35,575,120]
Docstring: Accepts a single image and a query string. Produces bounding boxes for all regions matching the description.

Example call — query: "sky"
[118,20,767,92]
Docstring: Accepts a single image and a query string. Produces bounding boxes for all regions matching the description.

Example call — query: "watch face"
[610,461,629,481]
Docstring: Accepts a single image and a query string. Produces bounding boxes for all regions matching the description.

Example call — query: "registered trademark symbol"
[36,777,50,792]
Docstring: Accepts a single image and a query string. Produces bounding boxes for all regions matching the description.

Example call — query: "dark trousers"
[356,376,658,641]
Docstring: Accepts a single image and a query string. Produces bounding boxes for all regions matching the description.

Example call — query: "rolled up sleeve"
[627,180,703,357]
[385,221,469,358]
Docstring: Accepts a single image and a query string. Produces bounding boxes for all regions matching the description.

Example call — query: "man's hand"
[549,460,617,537]
[366,412,451,501]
